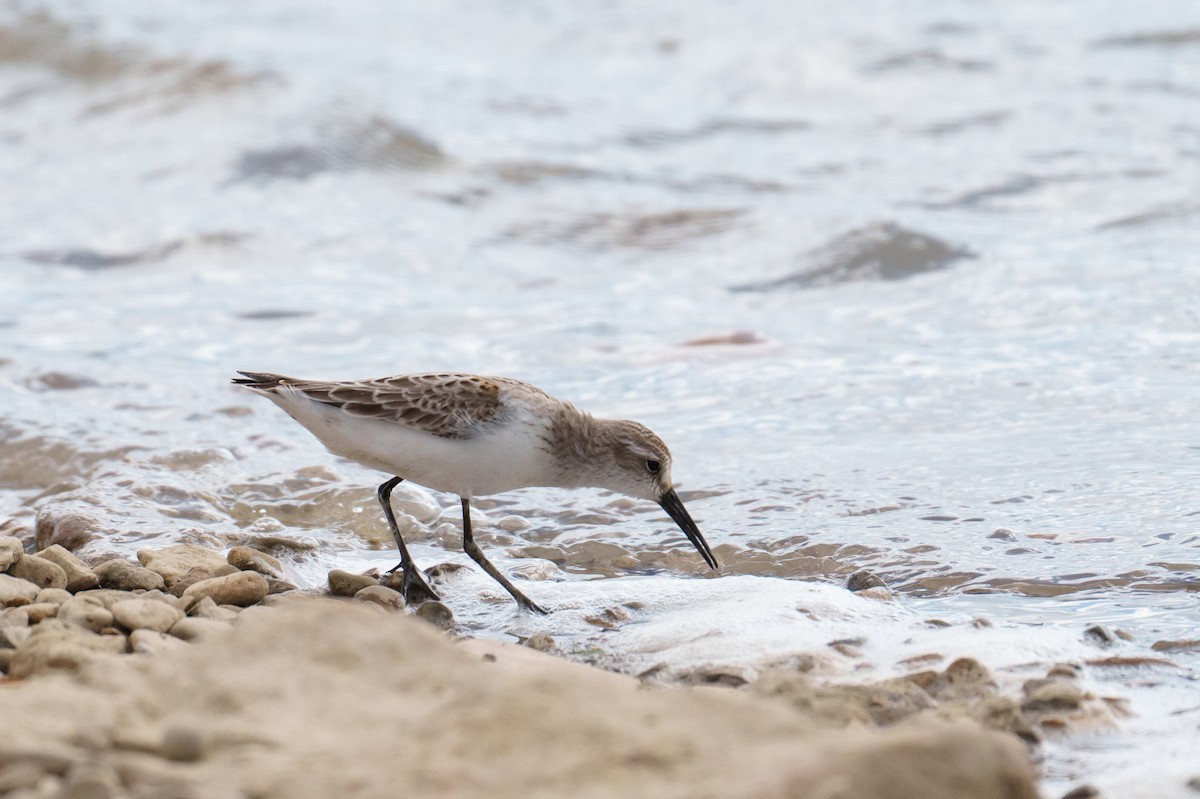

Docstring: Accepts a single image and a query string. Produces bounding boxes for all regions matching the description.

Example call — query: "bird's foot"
[384,563,441,605]
[515,593,548,616]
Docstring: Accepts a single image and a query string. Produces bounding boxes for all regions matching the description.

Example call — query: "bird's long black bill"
[659,489,718,570]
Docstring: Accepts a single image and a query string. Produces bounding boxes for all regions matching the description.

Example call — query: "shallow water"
[2,1,1199,795]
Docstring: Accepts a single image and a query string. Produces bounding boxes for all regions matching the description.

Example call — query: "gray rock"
[167,617,232,642]
[8,620,126,678]
[8,555,68,590]
[181,571,269,609]
[328,569,378,597]
[0,574,40,607]
[111,599,184,633]
[226,546,283,578]
[1083,626,1116,648]
[0,537,22,572]
[34,588,72,606]
[33,510,98,552]
[93,560,165,592]
[414,601,455,630]
[129,629,191,656]
[160,725,205,762]
[58,598,115,634]
[35,545,99,593]
[352,585,406,612]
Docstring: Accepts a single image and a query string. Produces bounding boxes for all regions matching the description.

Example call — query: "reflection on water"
[2,0,1199,794]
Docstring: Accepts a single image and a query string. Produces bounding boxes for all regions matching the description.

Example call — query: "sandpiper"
[232,371,718,613]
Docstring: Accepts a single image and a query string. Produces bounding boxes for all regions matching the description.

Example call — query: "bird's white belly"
[268,392,552,498]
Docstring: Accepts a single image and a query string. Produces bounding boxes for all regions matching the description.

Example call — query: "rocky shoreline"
[0,525,1124,798]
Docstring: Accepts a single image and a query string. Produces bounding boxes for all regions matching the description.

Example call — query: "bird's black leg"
[460,498,547,614]
[377,476,440,605]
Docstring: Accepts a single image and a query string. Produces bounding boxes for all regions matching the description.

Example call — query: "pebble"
[845,569,887,592]
[523,633,555,652]
[0,537,22,572]
[129,629,191,656]
[508,560,563,581]
[1186,776,1200,793]
[33,588,72,606]
[266,577,298,594]
[34,545,99,593]
[160,725,205,762]
[9,555,67,590]
[8,621,128,678]
[1022,680,1086,712]
[188,596,239,622]
[137,544,231,591]
[1060,785,1103,799]
[62,763,120,799]
[0,574,40,607]
[0,761,45,793]
[352,585,406,612]
[328,569,378,597]
[71,589,139,609]
[2,626,32,647]
[111,599,184,633]
[57,598,115,634]
[1083,626,1117,648]
[32,510,97,552]
[0,606,29,628]
[181,571,269,609]
[93,560,165,592]
[226,546,283,578]
[414,601,454,630]
[22,603,59,624]
[1150,639,1200,653]
[168,617,232,642]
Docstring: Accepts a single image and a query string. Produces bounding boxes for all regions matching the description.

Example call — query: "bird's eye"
[645,460,661,475]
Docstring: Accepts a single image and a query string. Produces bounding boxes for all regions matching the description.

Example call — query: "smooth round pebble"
[415,601,454,630]
[34,588,72,606]
[328,569,378,598]
[181,571,269,608]
[352,585,406,612]
[168,617,232,642]
[226,546,283,578]
[111,599,184,633]
[93,560,165,592]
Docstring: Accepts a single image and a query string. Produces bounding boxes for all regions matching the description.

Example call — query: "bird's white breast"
[262,388,556,497]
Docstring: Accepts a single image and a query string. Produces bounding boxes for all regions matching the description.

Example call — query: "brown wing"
[279,373,515,439]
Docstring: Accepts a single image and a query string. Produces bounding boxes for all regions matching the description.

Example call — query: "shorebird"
[232,371,718,613]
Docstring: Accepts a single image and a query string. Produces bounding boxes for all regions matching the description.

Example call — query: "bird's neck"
[544,407,611,488]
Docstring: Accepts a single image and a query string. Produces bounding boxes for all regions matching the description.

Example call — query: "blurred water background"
[2,1,1198,795]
